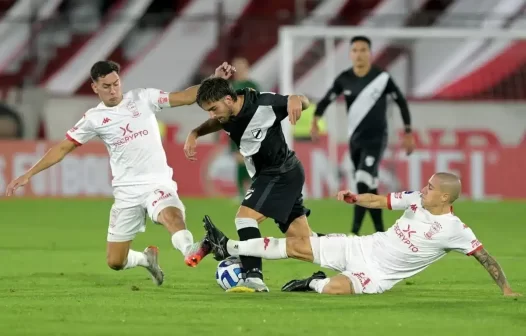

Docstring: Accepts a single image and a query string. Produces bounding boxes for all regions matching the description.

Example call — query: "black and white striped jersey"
[315,65,411,147]
[222,88,299,179]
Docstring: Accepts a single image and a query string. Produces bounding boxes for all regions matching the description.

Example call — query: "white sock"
[226,237,288,259]
[124,250,149,269]
[309,278,330,293]
[171,229,194,255]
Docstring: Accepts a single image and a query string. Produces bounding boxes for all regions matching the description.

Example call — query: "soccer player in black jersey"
[184,77,324,292]
[311,35,415,236]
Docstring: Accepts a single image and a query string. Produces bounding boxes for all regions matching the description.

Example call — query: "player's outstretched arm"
[5,139,77,196]
[168,62,235,107]
[337,190,388,209]
[190,118,223,138]
[472,248,521,297]
[184,119,223,161]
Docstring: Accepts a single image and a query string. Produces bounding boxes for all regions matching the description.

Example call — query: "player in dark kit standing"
[184,77,324,292]
[311,35,415,236]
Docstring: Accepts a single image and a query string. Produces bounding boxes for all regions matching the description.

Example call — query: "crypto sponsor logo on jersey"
[112,123,149,146]
[394,223,419,252]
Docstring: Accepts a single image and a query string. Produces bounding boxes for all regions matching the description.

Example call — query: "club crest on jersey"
[424,222,442,240]
[127,101,140,118]
[251,128,263,139]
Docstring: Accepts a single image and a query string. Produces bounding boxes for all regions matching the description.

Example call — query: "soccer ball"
[215,256,244,290]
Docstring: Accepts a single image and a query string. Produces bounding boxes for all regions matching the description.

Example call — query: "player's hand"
[214,62,236,80]
[337,190,357,204]
[287,95,302,125]
[184,132,199,161]
[402,132,415,155]
[5,174,30,196]
[310,117,320,141]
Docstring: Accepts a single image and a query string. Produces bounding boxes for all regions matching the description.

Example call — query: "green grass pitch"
[1,198,525,335]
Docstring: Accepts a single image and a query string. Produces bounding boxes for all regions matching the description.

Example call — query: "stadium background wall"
[1,116,525,199]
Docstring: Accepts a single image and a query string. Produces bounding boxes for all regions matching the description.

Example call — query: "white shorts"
[107,181,185,242]
[310,235,384,294]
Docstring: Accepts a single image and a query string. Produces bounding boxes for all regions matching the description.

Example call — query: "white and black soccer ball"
[215,256,244,290]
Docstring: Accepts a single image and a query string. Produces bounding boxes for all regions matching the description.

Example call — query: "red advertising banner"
[1,128,526,199]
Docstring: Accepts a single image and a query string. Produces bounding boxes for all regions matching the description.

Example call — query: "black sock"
[368,188,385,232]
[351,182,369,235]
[237,225,263,280]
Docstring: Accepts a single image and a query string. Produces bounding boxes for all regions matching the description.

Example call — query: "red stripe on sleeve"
[66,133,82,146]
[467,245,484,256]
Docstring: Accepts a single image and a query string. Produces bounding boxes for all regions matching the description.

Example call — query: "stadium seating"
[1,0,525,99]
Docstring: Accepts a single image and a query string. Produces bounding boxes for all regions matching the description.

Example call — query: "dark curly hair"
[196,77,238,107]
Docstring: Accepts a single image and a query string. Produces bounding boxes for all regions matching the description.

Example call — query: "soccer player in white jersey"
[5,60,235,286]
[203,172,521,296]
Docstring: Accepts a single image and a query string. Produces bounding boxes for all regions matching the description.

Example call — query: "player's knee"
[107,256,126,270]
[285,237,313,262]
[106,241,131,270]
[322,276,354,295]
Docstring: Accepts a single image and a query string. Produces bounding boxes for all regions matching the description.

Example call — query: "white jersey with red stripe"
[66,88,172,187]
[360,191,483,290]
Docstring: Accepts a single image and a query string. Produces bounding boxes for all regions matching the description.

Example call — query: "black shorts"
[350,142,386,189]
[241,163,310,233]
